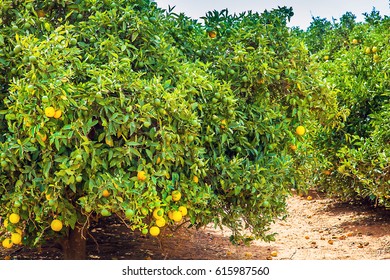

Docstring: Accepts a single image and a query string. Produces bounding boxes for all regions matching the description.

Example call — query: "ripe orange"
[102,189,110,197]
[171,190,181,201]
[352,39,358,44]
[167,211,174,220]
[9,213,20,224]
[365,47,371,54]
[53,109,62,119]
[44,107,56,118]
[11,233,22,245]
[290,144,297,151]
[137,171,147,181]
[155,217,166,227]
[295,125,305,136]
[149,226,160,237]
[2,238,13,249]
[153,208,164,220]
[171,211,183,222]
[323,170,331,175]
[37,9,46,18]
[51,219,63,232]
[371,46,378,53]
[324,55,329,61]
[270,251,278,257]
[307,195,313,201]
[208,30,217,38]
[193,175,199,183]
[178,206,188,216]
[38,132,47,142]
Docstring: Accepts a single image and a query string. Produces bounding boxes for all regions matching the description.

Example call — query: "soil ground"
[1,190,390,260]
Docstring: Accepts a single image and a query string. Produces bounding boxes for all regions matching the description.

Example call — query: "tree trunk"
[61,223,88,260]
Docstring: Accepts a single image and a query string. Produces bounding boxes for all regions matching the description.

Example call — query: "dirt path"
[209,190,390,260]
[1,190,390,260]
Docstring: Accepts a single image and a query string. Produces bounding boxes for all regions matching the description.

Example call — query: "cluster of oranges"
[1,212,63,249]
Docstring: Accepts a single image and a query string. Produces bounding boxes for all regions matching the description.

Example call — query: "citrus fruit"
[44,107,55,118]
[38,132,47,142]
[15,228,23,235]
[208,30,217,38]
[172,190,181,202]
[178,206,187,216]
[324,55,329,60]
[125,209,135,219]
[295,125,305,136]
[137,171,146,181]
[141,228,148,235]
[141,207,149,216]
[371,46,378,53]
[365,47,371,54]
[171,211,183,222]
[149,226,160,237]
[2,238,13,249]
[167,211,173,220]
[3,219,9,228]
[290,144,297,151]
[14,200,22,208]
[76,175,83,182]
[102,189,110,197]
[307,195,313,201]
[13,45,22,54]
[155,217,166,227]
[193,175,199,183]
[9,213,20,224]
[50,219,63,231]
[153,208,164,220]
[101,209,111,217]
[53,109,62,119]
[11,233,22,245]
[270,251,278,257]
[352,39,358,44]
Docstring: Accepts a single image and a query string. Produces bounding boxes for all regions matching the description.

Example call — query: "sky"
[155,0,389,30]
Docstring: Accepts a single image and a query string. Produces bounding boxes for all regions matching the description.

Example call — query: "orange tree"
[1,1,338,258]
[304,11,390,207]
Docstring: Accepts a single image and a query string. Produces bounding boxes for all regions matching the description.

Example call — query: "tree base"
[61,224,88,260]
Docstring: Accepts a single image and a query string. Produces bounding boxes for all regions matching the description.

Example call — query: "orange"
[53,109,62,119]
[352,39,358,44]
[208,30,217,38]
[37,9,46,18]
[171,211,182,222]
[270,251,278,257]
[220,119,227,129]
[153,208,164,220]
[193,175,199,183]
[371,46,378,53]
[172,190,181,202]
[167,211,174,220]
[11,233,22,245]
[323,170,331,175]
[149,226,160,237]
[324,55,329,61]
[102,189,110,197]
[365,47,371,54]
[137,171,147,181]
[38,132,47,142]
[9,213,20,224]
[290,144,297,151]
[307,195,313,201]
[295,126,305,136]
[51,219,63,232]
[155,217,166,227]
[178,206,187,216]
[2,238,13,249]
[44,107,56,118]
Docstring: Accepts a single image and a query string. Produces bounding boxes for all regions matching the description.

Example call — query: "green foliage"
[1,0,338,251]
[306,11,390,207]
